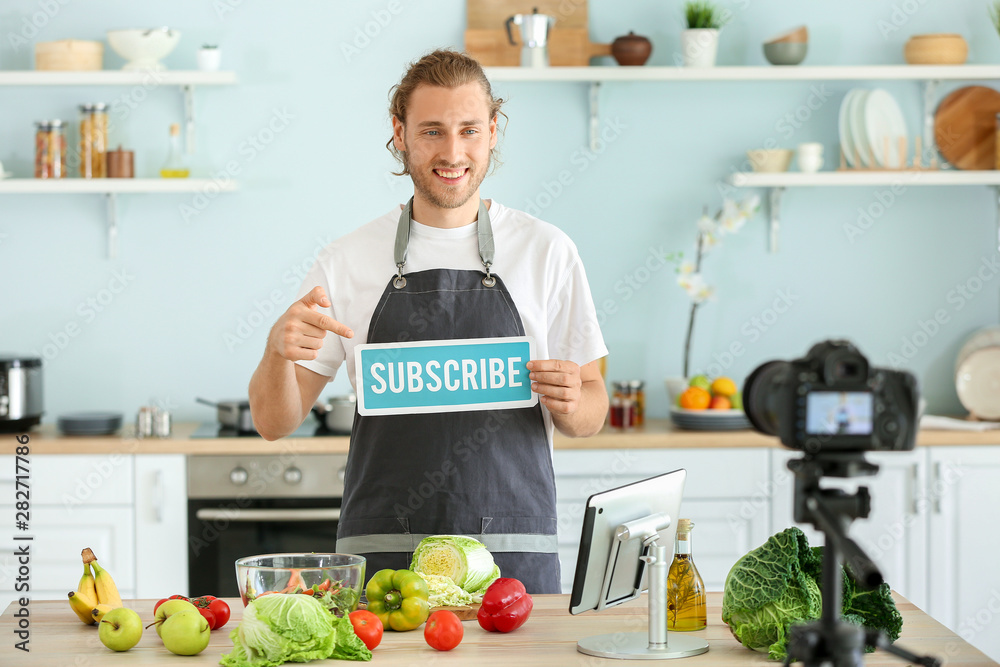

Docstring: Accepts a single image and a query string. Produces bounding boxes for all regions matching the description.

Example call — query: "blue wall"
[2,0,999,422]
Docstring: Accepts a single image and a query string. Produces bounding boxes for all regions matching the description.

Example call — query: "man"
[249,49,608,594]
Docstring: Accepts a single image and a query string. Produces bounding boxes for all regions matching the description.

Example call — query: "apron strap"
[337,533,558,554]
[394,197,496,289]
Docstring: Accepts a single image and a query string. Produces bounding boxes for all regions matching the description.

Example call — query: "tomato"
[153,598,168,614]
[208,599,231,629]
[349,610,383,651]
[196,606,217,630]
[424,610,463,651]
[190,595,218,608]
[167,594,188,601]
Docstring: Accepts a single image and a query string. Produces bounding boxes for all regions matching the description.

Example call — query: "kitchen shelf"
[727,170,1000,252]
[0,178,238,257]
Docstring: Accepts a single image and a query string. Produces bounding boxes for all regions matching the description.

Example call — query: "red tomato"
[153,598,168,614]
[424,610,463,651]
[167,594,188,601]
[197,606,217,630]
[348,610,383,651]
[208,599,231,629]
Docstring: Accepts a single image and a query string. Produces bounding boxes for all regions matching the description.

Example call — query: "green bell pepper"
[365,568,430,631]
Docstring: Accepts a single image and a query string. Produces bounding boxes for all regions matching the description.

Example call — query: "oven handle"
[195,508,341,522]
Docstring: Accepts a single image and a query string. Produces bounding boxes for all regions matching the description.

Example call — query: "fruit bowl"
[670,407,750,431]
[106,28,180,72]
[235,553,366,617]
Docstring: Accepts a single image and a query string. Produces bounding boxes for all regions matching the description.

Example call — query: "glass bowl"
[235,553,366,617]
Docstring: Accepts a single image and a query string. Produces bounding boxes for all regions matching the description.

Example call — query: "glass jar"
[609,381,637,430]
[34,120,67,179]
[628,380,646,426]
[79,103,108,178]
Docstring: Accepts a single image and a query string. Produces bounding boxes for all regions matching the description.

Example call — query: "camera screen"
[805,391,873,435]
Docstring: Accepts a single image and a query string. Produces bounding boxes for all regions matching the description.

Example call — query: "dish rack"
[838,135,942,172]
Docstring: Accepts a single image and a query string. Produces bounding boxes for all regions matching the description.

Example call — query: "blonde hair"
[387,49,506,176]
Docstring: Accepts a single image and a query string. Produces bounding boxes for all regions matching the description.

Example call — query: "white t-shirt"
[295,200,609,441]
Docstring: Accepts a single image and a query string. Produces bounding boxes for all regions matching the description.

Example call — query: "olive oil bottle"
[160,123,190,178]
[667,518,707,631]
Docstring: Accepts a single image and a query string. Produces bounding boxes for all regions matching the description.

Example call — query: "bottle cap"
[169,123,181,136]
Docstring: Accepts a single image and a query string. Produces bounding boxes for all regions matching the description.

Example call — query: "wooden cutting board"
[934,85,1000,170]
[465,28,611,67]
[465,0,610,66]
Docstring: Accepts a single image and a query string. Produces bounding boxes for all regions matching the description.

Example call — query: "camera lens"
[742,360,790,436]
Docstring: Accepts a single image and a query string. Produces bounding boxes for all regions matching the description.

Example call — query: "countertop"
[3,418,999,455]
[0,593,993,665]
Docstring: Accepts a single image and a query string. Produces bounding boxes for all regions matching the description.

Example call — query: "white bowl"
[106,28,180,72]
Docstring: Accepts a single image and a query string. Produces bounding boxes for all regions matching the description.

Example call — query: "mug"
[797,143,824,173]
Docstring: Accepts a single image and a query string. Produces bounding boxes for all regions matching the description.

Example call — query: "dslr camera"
[743,340,919,453]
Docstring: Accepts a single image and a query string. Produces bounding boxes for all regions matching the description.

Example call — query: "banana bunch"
[67,547,123,625]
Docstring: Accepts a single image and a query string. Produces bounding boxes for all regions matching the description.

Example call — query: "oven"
[186,453,348,598]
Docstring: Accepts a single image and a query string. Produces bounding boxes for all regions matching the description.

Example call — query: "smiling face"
[393,82,498,212]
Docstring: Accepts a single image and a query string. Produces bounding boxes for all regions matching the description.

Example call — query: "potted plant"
[681,1,731,67]
[197,44,221,71]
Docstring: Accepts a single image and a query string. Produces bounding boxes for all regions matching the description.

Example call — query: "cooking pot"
[312,394,356,434]
[196,397,256,433]
[0,355,43,432]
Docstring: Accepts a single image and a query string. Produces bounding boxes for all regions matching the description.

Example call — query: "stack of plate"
[57,411,123,436]
[670,407,750,431]
[955,327,1000,420]
[838,88,908,168]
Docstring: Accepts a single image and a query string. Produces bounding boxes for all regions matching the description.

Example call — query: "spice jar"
[34,120,67,178]
[609,381,637,430]
[628,380,646,426]
[107,145,134,178]
[79,103,108,178]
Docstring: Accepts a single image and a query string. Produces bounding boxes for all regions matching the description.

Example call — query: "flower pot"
[197,47,221,71]
[681,28,719,67]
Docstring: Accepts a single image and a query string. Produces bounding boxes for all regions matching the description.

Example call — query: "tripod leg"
[865,630,941,667]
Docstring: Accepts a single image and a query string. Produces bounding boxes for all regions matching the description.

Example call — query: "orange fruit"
[679,386,711,410]
[709,395,732,410]
[710,377,737,397]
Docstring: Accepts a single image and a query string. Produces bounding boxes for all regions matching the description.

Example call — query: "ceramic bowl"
[235,553,366,617]
[747,149,794,173]
[106,28,180,71]
[763,41,808,66]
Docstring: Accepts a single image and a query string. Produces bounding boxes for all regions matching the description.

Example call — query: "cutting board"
[465,0,610,66]
[934,85,1000,170]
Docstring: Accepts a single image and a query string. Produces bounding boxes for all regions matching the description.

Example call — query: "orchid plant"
[670,195,760,378]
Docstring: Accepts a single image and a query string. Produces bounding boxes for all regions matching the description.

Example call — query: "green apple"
[160,609,211,656]
[152,598,198,637]
[731,391,743,411]
[99,607,143,651]
[689,375,711,391]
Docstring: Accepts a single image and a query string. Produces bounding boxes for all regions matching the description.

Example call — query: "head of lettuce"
[219,593,371,667]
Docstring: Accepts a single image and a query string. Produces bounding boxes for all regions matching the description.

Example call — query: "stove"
[189,418,349,438]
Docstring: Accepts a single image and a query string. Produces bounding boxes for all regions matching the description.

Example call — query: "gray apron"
[336,198,561,594]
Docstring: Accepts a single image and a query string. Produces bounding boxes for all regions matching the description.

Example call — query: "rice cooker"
[0,356,43,432]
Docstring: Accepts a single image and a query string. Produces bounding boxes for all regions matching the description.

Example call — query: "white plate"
[956,348,1000,420]
[838,90,860,167]
[670,407,751,431]
[0,172,13,179]
[955,326,1000,374]
[850,90,874,167]
[864,89,908,168]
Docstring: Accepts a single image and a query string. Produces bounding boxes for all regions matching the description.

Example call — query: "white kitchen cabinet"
[770,449,930,612]
[134,455,189,598]
[553,448,772,594]
[928,446,1000,663]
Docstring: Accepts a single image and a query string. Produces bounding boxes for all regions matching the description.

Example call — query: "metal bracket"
[589,81,601,152]
[105,192,118,259]
[994,185,1000,256]
[922,79,939,165]
[182,84,196,155]
[768,186,785,254]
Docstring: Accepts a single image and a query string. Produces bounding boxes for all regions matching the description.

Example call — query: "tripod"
[784,452,941,667]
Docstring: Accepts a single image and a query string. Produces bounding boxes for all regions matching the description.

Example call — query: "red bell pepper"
[477,578,533,633]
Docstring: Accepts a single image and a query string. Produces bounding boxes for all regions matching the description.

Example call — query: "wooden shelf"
[729,170,1000,187]
[484,64,1000,82]
[0,178,238,194]
[0,70,237,85]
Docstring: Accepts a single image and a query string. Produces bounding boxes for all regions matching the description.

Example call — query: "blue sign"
[354,336,537,415]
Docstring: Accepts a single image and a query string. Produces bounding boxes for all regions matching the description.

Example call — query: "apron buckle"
[482,262,496,288]
[393,263,407,289]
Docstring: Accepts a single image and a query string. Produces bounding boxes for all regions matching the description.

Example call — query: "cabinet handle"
[909,463,919,515]
[195,508,341,522]
[153,470,164,524]
[933,462,942,514]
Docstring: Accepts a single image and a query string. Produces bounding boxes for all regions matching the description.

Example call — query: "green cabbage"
[415,572,482,607]
[219,594,371,667]
[722,527,823,661]
[410,535,500,595]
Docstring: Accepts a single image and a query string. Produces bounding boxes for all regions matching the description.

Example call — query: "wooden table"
[0,593,994,665]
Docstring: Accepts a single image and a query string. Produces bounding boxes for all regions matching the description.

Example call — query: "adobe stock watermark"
[6,0,72,52]
[877,0,931,38]
[340,0,404,63]
[523,117,627,218]
[886,254,1000,368]
[30,269,134,362]
[179,107,294,223]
